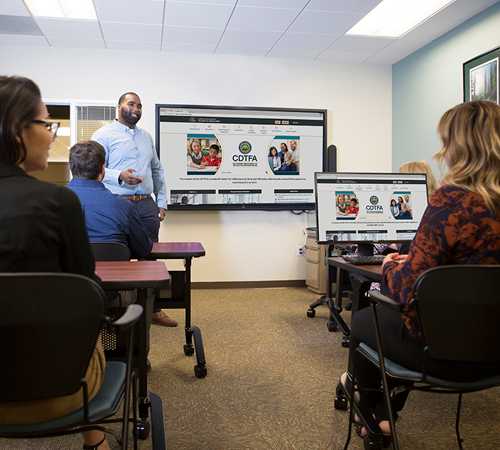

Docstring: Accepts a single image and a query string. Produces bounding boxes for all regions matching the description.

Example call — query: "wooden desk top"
[95,260,170,290]
[328,256,383,281]
[146,242,206,259]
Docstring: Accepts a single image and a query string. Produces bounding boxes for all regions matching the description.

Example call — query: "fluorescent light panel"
[24,0,97,20]
[347,0,456,38]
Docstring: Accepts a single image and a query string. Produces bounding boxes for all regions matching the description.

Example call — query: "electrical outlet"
[297,246,302,256]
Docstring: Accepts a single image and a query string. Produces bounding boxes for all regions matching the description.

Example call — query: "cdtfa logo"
[238,141,252,154]
[370,195,379,205]
[234,141,257,162]
[367,195,383,211]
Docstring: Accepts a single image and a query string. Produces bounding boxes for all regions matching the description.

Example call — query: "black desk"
[96,260,170,450]
[146,242,207,378]
[325,257,383,346]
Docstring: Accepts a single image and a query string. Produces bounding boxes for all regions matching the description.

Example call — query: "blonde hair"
[188,138,202,156]
[434,100,500,212]
[398,160,438,200]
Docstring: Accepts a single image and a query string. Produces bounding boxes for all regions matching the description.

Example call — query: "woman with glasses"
[0,76,109,450]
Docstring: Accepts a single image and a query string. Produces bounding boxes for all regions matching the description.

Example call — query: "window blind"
[76,105,116,141]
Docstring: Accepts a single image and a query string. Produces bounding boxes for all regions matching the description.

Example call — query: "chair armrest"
[369,290,409,313]
[108,304,143,333]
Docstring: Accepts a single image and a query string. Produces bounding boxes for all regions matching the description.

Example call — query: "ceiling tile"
[47,37,106,49]
[164,2,234,28]
[327,35,394,54]
[163,26,224,45]
[162,42,217,53]
[0,34,48,46]
[266,48,323,60]
[219,29,282,48]
[216,46,270,57]
[365,39,429,64]
[316,51,372,63]
[107,40,161,51]
[237,0,307,8]
[100,22,162,42]
[95,0,165,24]
[0,0,30,16]
[290,10,364,34]
[227,6,300,32]
[274,32,339,51]
[401,18,462,42]
[166,0,236,5]
[432,0,500,21]
[306,0,382,14]
[34,18,102,39]
[0,15,41,36]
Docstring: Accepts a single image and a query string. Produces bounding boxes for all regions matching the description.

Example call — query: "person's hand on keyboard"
[382,252,408,267]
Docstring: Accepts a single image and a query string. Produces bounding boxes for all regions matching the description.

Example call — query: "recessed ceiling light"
[346,0,456,38]
[24,0,97,20]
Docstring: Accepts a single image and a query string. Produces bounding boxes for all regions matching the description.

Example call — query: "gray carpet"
[1,287,499,449]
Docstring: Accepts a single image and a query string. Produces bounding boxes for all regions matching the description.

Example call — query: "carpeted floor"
[1,287,499,449]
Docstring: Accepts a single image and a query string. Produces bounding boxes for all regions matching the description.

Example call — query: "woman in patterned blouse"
[349,100,500,437]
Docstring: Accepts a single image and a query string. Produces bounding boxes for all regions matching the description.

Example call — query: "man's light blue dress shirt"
[92,120,168,210]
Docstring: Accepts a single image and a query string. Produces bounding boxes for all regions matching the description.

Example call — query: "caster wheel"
[334,394,347,410]
[345,301,353,311]
[184,344,194,356]
[194,364,207,378]
[136,420,150,440]
[341,336,350,348]
[307,308,316,318]
[327,320,337,332]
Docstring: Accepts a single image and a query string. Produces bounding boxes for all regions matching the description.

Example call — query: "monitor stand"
[356,243,374,256]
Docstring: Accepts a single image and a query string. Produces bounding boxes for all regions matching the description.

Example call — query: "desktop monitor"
[315,172,428,255]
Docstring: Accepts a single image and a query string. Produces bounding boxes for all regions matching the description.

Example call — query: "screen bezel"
[155,104,328,211]
[314,172,428,246]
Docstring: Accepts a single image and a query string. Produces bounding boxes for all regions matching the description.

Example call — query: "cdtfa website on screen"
[315,173,428,244]
[158,106,325,207]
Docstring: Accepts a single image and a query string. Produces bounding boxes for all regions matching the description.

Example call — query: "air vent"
[0,15,42,36]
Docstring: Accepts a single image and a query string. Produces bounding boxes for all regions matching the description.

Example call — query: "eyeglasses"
[31,119,60,138]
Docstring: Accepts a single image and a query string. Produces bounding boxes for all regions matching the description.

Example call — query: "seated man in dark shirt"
[68,140,178,361]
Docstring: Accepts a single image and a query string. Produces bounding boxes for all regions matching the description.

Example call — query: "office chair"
[335,265,500,450]
[0,273,142,449]
[91,241,132,262]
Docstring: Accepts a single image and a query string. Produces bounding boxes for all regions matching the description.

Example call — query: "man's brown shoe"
[151,310,178,327]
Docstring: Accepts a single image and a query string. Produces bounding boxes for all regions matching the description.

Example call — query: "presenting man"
[92,92,176,327]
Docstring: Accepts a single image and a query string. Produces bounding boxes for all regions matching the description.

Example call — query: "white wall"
[0,46,392,282]
[392,2,500,175]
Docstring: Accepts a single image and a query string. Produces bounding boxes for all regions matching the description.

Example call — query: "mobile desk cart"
[96,260,170,450]
[146,242,207,378]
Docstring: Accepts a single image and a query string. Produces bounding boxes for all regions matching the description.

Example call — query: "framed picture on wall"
[463,46,500,104]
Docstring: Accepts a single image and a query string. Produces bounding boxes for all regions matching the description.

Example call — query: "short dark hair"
[69,140,106,180]
[0,76,42,165]
[210,144,219,152]
[118,92,139,105]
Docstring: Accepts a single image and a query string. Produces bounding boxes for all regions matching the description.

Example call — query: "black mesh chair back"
[0,273,105,402]
[414,265,500,363]
[91,242,131,262]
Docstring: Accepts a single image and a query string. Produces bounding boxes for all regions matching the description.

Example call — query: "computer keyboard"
[342,255,385,265]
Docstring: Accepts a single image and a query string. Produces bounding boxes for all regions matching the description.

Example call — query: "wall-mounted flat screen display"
[156,104,327,210]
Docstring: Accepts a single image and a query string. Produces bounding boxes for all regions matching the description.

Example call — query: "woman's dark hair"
[391,199,397,206]
[0,76,42,165]
[269,146,277,157]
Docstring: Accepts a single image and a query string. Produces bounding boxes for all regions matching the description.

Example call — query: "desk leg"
[327,267,350,341]
[183,257,207,378]
[136,288,150,421]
